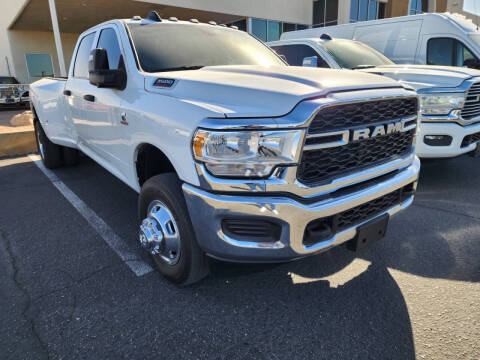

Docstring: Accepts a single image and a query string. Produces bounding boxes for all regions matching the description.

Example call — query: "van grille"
[462,82,480,120]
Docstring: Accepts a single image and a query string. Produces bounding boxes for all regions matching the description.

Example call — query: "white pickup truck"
[30,13,420,284]
[269,36,480,158]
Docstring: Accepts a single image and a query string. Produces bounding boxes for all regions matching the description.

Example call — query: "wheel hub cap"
[139,200,180,265]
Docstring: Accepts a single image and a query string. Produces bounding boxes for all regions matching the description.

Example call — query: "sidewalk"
[0,109,37,157]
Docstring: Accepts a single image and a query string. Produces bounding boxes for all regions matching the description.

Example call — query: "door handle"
[83,94,95,102]
[63,89,72,96]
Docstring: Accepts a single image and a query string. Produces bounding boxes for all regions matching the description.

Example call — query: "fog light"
[424,135,452,146]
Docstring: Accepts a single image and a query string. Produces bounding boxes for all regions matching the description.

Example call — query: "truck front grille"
[297,97,417,186]
[462,82,480,120]
[308,98,417,134]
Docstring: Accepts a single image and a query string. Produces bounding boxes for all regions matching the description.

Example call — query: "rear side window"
[427,37,478,67]
[73,33,95,79]
[97,28,123,70]
[271,44,330,67]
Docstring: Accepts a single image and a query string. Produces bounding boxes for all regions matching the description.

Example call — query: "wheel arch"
[134,143,178,188]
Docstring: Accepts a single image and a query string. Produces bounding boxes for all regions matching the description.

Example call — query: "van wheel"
[138,173,209,285]
[34,121,63,169]
[63,147,79,166]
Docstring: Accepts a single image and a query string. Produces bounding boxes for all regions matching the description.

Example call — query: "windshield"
[0,77,19,84]
[127,23,286,72]
[321,39,394,69]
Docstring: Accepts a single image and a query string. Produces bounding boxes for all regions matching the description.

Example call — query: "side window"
[97,28,122,70]
[271,45,330,67]
[73,33,95,78]
[427,37,479,67]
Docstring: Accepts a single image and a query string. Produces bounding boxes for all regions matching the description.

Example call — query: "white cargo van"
[280,13,480,69]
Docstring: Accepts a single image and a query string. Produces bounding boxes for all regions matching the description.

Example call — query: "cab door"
[70,25,127,172]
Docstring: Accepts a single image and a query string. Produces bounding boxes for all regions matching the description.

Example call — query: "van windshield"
[321,39,395,69]
[127,23,285,72]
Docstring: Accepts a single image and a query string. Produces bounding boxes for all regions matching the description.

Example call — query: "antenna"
[146,10,162,22]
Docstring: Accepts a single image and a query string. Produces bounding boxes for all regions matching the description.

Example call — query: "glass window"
[350,0,359,22]
[228,19,247,32]
[313,0,338,27]
[410,0,422,15]
[73,33,95,79]
[368,0,378,20]
[0,77,19,84]
[427,37,479,67]
[128,23,285,72]
[267,21,281,42]
[270,44,329,67]
[283,23,296,33]
[297,24,309,31]
[97,28,122,70]
[322,39,394,68]
[251,18,267,41]
[25,54,54,78]
[351,0,383,22]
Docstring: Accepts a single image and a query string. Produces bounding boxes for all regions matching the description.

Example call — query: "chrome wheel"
[139,200,181,265]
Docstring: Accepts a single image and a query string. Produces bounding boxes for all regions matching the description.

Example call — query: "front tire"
[138,173,209,285]
[34,121,63,169]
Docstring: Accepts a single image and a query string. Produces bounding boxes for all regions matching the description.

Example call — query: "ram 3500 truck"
[269,36,480,158]
[30,13,420,285]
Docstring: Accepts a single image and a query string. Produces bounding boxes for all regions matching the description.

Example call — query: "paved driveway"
[0,155,478,359]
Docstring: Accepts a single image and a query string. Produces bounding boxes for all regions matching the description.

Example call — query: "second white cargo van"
[281,13,480,69]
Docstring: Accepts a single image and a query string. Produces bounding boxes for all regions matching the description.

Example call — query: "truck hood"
[358,65,480,90]
[145,65,403,118]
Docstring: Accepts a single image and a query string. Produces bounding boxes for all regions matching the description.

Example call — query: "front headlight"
[192,129,304,177]
[419,93,465,115]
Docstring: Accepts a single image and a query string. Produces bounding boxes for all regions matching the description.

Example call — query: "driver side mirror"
[302,56,318,67]
[89,48,126,90]
[463,58,480,70]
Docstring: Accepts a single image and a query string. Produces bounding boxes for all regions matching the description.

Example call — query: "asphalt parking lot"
[0,154,479,360]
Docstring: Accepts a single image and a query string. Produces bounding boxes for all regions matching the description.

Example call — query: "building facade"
[0,0,475,84]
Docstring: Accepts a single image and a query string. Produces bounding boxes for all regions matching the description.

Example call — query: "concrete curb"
[0,127,37,157]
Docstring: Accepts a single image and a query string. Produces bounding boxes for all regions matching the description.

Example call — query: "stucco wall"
[7,30,78,83]
[135,0,314,24]
[0,0,27,79]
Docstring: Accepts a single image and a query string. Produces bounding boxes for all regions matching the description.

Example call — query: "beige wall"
[0,0,27,79]
[7,30,78,83]
[136,0,314,24]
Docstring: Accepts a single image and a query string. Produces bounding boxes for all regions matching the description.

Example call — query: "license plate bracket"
[347,213,389,252]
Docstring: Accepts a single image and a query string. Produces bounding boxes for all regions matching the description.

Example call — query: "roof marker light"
[230,25,238,30]
[132,15,142,21]
[169,17,178,22]
[190,18,199,23]
[208,21,217,25]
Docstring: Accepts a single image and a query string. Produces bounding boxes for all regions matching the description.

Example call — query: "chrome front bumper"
[183,157,420,262]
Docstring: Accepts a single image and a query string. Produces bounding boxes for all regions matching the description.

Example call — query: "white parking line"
[28,155,154,277]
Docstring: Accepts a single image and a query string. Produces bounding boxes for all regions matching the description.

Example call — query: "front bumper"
[0,97,21,105]
[416,121,480,158]
[183,157,420,262]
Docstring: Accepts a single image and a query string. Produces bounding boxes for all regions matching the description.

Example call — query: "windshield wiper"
[154,65,205,72]
[351,65,377,70]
